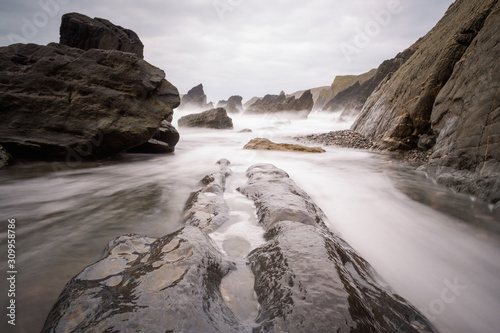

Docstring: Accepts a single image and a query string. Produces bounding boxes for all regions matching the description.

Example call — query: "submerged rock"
[42,227,245,333]
[0,43,180,160]
[239,163,437,333]
[60,12,144,58]
[178,108,233,129]
[244,138,325,153]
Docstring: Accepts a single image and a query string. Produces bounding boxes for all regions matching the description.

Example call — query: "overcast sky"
[0,0,455,103]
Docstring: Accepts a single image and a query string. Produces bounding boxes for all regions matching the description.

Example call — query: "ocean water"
[0,110,499,332]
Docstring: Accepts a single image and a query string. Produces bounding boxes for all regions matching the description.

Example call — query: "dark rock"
[238,164,437,333]
[127,121,180,154]
[178,84,212,111]
[246,90,314,117]
[0,43,180,160]
[323,41,419,119]
[418,134,436,151]
[351,0,500,204]
[243,138,325,153]
[60,13,144,58]
[0,144,12,168]
[238,128,253,133]
[178,108,233,129]
[217,95,244,113]
[42,227,246,333]
[182,159,232,232]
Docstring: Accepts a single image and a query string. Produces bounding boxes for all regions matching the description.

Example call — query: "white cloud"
[0,0,455,102]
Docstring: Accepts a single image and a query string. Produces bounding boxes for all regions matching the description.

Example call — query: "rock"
[178,108,233,129]
[417,134,436,151]
[217,95,244,113]
[323,41,419,119]
[351,0,500,204]
[127,121,180,154]
[314,70,377,110]
[245,90,314,117]
[0,43,180,160]
[238,164,437,333]
[295,130,375,150]
[0,144,12,168]
[60,13,144,58]
[178,83,212,111]
[238,128,253,133]
[243,138,325,153]
[182,159,232,232]
[42,227,246,333]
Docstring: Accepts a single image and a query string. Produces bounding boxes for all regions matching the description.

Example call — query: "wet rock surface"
[239,163,437,333]
[178,107,234,129]
[44,161,436,333]
[42,227,245,333]
[182,159,232,232]
[244,138,325,153]
[0,42,180,160]
[60,12,144,58]
[127,121,180,154]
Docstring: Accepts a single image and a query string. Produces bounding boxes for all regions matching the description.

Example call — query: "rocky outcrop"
[178,84,213,111]
[0,43,180,160]
[314,70,376,110]
[217,95,244,113]
[60,13,144,58]
[245,90,314,117]
[323,42,419,119]
[43,162,436,332]
[42,227,245,333]
[238,164,436,332]
[244,138,325,153]
[351,0,500,204]
[127,121,180,154]
[178,108,233,129]
[182,159,232,232]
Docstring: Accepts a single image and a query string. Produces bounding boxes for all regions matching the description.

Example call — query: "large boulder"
[238,164,436,333]
[60,12,144,58]
[217,95,244,113]
[351,0,500,204]
[178,83,213,111]
[246,90,314,117]
[0,144,12,169]
[178,108,233,129]
[0,43,180,160]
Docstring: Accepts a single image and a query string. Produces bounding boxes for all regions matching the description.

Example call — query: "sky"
[0,0,455,103]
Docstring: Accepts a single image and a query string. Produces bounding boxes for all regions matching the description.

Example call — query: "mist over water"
[1,110,499,333]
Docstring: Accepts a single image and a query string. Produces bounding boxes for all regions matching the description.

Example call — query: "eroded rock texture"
[352,0,500,204]
[42,227,246,333]
[0,43,180,160]
[239,164,437,333]
[60,12,144,58]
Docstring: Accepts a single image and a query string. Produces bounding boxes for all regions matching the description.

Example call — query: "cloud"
[0,0,455,102]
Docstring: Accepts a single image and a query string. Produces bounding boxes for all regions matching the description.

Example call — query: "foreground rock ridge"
[43,161,436,333]
[0,13,180,161]
[351,0,500,205]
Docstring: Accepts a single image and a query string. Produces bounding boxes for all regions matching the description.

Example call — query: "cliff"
[351,0,500,205]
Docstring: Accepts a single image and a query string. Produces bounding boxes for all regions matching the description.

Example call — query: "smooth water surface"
[0,110,499,333]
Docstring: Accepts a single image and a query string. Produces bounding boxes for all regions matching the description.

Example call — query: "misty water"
[1,110,499,333]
